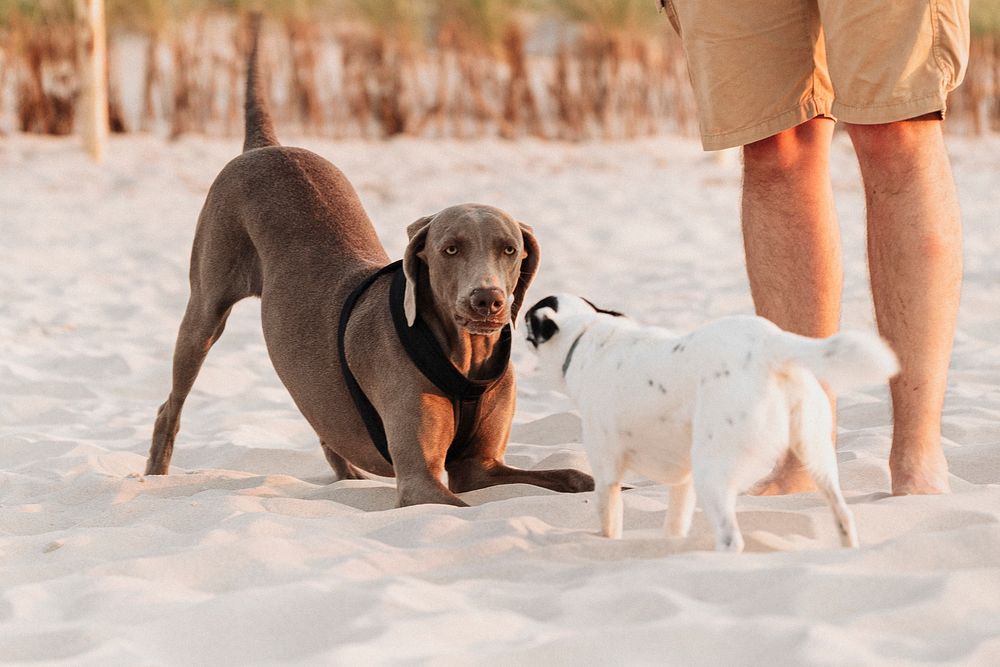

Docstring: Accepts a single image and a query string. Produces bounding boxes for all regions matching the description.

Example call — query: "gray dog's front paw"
[556,469,595,493]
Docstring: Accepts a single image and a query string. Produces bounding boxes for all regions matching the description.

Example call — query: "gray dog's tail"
[243,12,279,152]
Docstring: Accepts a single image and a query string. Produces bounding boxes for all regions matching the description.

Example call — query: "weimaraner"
[145,16,593,506]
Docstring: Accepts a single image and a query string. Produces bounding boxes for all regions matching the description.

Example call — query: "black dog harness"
[337,261,512,464]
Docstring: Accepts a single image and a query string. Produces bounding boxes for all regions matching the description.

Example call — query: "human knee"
[743,119,832,176]
[846,114,942,160]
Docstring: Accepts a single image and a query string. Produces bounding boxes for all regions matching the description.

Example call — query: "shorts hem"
[700,97,834,151]
[832,92,948,124]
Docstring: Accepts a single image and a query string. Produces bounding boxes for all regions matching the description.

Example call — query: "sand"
[2,132,999,665]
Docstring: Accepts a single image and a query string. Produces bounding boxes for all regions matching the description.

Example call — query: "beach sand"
[2,132,999,665]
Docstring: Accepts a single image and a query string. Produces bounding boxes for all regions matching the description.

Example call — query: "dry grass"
[0,0,997,139]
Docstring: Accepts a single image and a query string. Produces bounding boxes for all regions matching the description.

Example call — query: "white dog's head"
[523,294,625,384]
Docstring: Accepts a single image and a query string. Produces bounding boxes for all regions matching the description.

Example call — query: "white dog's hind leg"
[819,474,858,548]
[791,386,860,548]
[693,467,743,553]
[691,402,745,552]
[665,477,695,538]
[797,440,859,548]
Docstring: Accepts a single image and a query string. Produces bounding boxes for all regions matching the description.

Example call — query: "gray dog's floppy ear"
[511,222,540,328]
[403,215,433,326]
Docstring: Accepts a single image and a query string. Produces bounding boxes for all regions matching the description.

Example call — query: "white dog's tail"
[766,330,899,394]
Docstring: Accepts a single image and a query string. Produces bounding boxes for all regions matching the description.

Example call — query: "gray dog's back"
[145,14,391,477]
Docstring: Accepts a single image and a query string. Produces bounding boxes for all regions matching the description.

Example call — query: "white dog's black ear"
[524,297,560,347]
[526,315,558,348]
[403,215,434,326]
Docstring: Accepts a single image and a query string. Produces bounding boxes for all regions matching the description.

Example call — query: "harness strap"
[337,261,511,465]
[452,398,483,457]
[338,262,402,464]
[388,269,511,401]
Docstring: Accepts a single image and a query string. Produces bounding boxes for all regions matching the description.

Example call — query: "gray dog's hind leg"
[322,442,367,480]
[147,205,261,476]
[146,296,238,475]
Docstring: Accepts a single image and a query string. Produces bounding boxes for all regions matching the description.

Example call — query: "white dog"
[524,295,899,552]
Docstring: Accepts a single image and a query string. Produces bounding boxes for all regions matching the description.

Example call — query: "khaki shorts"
[662,0,971,150]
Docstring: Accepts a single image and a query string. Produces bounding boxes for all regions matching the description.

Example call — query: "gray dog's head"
[403,204,539,335]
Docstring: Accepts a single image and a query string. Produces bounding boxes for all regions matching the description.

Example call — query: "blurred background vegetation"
[0,0,997,140]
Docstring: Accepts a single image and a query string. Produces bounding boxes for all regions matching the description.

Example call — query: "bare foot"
[890,445,950,495]
[749,453,817,496]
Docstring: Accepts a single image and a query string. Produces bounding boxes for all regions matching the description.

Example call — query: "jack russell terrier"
[525,294,898,552]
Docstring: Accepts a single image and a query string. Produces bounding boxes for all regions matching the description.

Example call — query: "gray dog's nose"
[470,288,506,317]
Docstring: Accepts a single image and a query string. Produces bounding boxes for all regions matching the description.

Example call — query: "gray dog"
[145,16,593,506]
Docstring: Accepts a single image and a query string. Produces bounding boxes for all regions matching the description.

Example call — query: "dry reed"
[0,3,998,141]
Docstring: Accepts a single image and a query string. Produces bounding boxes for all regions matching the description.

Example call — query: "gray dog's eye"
[445,246,459,256]
[504,246,516,256]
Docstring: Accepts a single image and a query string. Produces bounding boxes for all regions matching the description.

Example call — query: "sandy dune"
[2,133,999,665]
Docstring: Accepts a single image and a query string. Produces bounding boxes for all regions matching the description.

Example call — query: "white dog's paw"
[716,532,745,553]
[599,525,623,540]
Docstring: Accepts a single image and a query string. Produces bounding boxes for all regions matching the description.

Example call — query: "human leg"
[846,117,961,495]
[742,117,841,495]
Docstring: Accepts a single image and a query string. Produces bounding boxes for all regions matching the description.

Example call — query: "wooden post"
[75,0,109,162]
